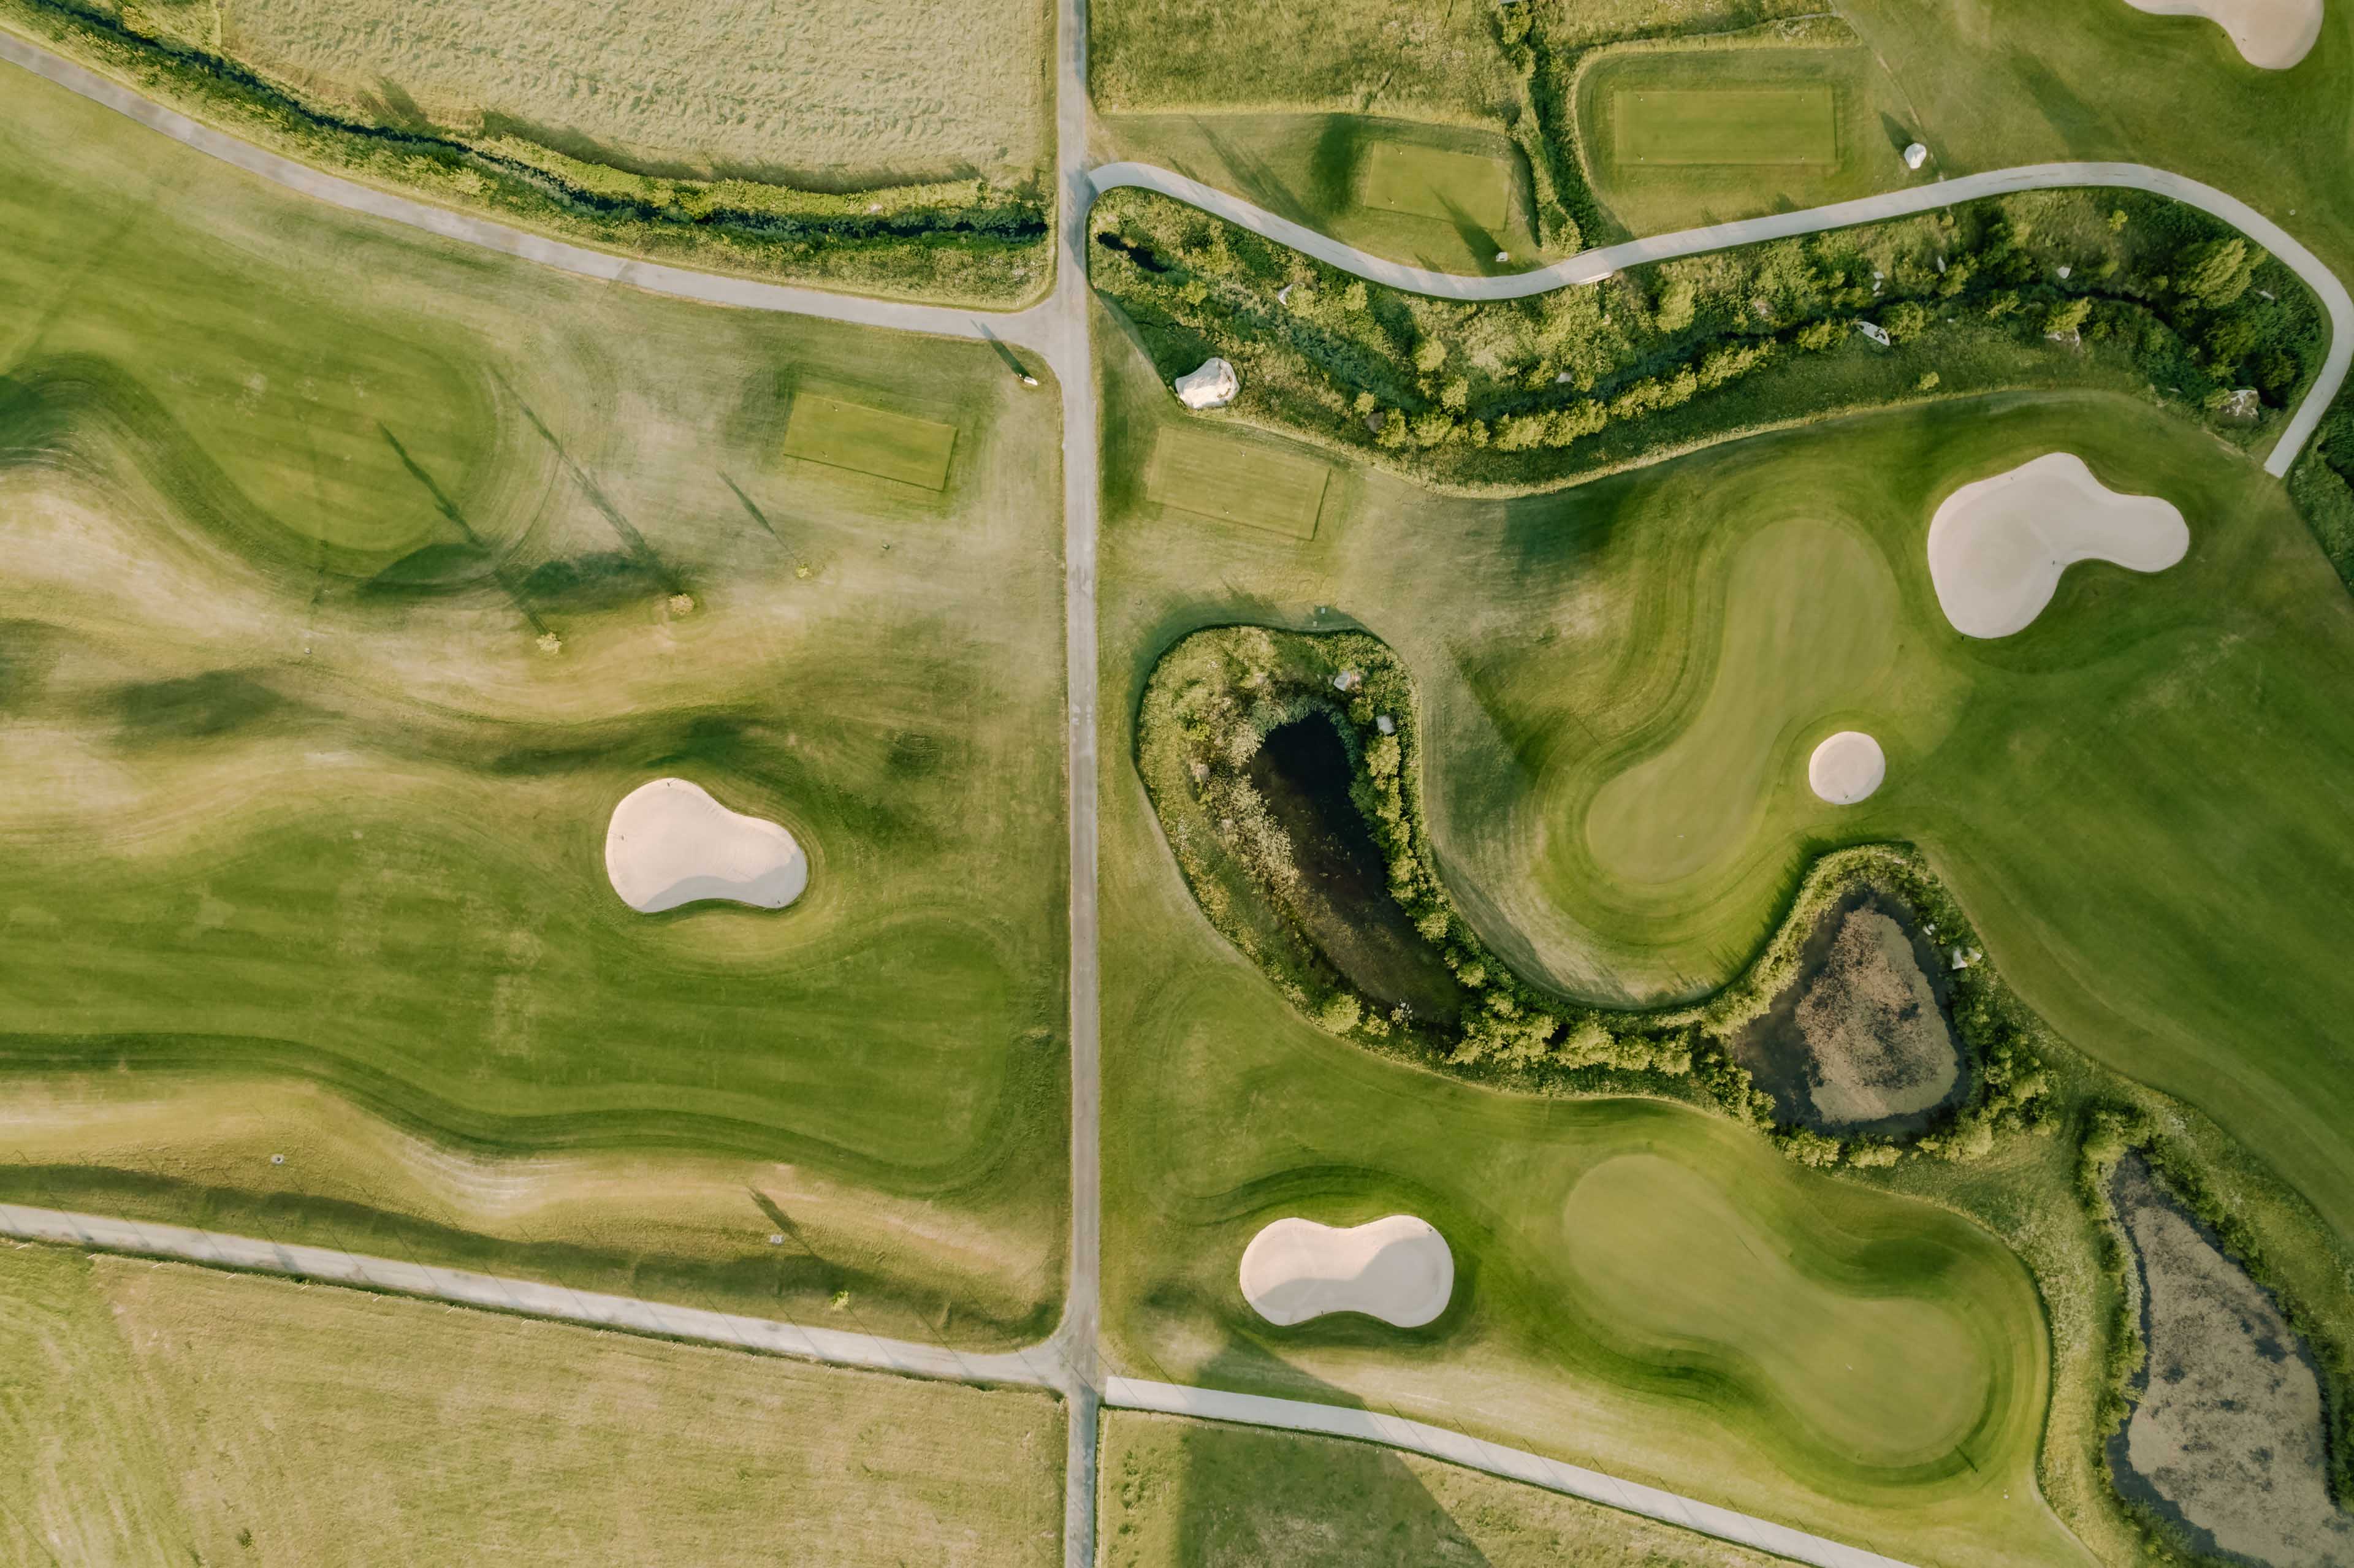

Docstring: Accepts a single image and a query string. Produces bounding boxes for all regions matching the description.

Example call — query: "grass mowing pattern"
[783,394,959,490]
[1573,34,1915,235]
[1099,1411,1791,1567]
[0,1245,1065,1566]
[0,71,1068,1345]
[1611,87,1837,167]
[1143,425,1328,538]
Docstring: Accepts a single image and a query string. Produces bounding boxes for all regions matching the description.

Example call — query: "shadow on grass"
[1140,1339,1495,1564]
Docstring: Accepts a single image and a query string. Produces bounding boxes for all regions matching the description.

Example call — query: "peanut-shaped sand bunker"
[1239,1215,1453,1326]
[1808,730,1886,805]
[1927,453,2188,639]
[604,778,807,913]
[2119,0,2320,68]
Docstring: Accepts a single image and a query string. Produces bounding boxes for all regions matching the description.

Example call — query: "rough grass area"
[783,393,960,489]
[1099,1412,1791,1566]
[205,0,1048,187]
[1142,424,1329,538]
[0,1246,1065,1566]
[0,72,1070,1345]
[1095,338,2354,1562]
[1102,113,1542,276]
[1,0,1049,306]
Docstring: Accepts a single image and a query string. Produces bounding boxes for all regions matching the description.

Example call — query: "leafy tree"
[2045,297,2093,337]
[2177,236,2258,308]
[1878,300,1929,342]
[1796,318,1843,352]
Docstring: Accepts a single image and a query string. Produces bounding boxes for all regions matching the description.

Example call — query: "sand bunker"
[2112,1159,2354,1564]
[1927,453,2188,638]
[603,778,807,913]
[1808,731,1886,805]
[2120,0,2321,67]
[1239,1216,1453,1327]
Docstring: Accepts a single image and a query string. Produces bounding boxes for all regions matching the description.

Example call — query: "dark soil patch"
[1246,714,1463,1026]
[1731,886,1970,1137]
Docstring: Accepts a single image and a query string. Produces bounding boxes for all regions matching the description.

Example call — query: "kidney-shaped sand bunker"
[1928,452,2188,639]
[604,778,808,913]
[1239,1215,1454,1327]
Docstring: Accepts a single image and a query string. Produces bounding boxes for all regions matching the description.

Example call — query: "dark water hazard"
[1731,886,1970,1137]
[1246,715,1463,1025]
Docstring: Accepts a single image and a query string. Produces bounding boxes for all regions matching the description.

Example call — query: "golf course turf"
[1097,309,2354,1557]
[0,69,1069,1345]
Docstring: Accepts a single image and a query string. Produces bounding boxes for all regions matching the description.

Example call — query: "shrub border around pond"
[1135,622,2055,1169]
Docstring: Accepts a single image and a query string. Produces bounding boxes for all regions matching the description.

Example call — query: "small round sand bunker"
[604,778,807,914]
[1808,731,1886,805]
[1928,453,2188,639]
[1239,1215,1453,1327]
[2120,0,2320,68]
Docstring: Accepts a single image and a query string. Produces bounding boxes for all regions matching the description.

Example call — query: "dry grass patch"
[0,1244,1065,1567]
[211,0,1049,184]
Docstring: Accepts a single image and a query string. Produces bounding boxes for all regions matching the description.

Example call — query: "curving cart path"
[4,12,2349,1567]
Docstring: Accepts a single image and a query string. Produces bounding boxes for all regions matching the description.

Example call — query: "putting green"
[1583,517,1900,884]
[1563,1154,1988,1466]
[782,392,959,489]
[1357,141,1512,229]
[0,70,1068,1344]
[1610,87,1837,166]
[1145,424,1329,538]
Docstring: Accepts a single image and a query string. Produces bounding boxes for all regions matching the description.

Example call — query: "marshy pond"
[1731,888,1969,1136]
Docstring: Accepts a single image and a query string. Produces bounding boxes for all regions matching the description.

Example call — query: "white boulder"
[1175,357,1240,410]
[1904,142,1929,170]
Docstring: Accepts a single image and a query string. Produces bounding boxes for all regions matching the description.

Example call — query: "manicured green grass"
[1574,40,1920,235]
[0,70,1068,1345]
[1099,1412,1792,1567]
[1357,140,1512,229]
[1610,86,1838,166]
[0,1246,1065,1566]
[1144,424,1329,538]
[783,392,959,489]
[1094,327,2082,1566]
[1102,112,1542,274]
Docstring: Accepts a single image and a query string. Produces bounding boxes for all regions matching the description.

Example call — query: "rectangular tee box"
[1356,142,1512,230]
[1610,87,1838,167]
[1146,425,1328,539]
[782,394,958,489]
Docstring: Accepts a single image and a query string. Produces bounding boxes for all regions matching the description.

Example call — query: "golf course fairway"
[0,70,1070,1345]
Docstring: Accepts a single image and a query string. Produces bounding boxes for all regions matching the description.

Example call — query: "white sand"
[1238,1215,1453,1327]
[603,778,807,913]
[1807,731,1886,805]
[2120,0,2321,67]
[1927,452,2188,638]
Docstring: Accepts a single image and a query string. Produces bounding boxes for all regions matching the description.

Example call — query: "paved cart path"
[2,1200,1919,1568]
